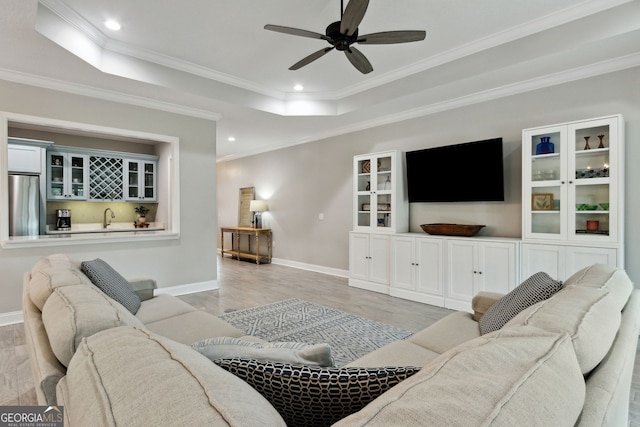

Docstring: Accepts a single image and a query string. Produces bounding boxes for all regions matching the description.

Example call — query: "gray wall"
[0,79,217,313]
[217,66,640,283]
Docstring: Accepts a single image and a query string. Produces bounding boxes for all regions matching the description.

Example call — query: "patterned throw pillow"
[479,271,563,335]
[81,258,141,314]
[214,358,420,427]
[192,336,334,367]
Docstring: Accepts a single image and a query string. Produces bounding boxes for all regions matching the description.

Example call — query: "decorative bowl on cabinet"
[420,223,485,237]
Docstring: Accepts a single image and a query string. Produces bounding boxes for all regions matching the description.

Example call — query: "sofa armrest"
[129,278,157,301]
[471,292,504,321]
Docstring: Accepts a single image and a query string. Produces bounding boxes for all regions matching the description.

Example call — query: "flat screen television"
[406,138,504,202]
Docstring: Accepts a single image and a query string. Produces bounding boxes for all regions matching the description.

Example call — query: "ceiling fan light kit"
[265,0,426,74]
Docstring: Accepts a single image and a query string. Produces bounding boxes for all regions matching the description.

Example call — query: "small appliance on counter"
[56,209,72,231]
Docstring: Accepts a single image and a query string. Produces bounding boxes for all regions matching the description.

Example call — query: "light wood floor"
[2,256,640,426]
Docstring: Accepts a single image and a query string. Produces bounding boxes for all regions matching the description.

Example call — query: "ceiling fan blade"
[289,47,335,70]
[357,30,426,44]
[344,46,373,74]
[340,0,369,36]
[264,24,329,41]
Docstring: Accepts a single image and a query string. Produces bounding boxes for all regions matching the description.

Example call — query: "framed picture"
[532,193,553,210]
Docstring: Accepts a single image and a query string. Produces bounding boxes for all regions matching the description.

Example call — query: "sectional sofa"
[23,254,639,426]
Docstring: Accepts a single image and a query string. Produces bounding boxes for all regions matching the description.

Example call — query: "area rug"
[219,299,413,366]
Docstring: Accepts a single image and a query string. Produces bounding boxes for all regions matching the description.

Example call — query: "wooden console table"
[220,226,272,264]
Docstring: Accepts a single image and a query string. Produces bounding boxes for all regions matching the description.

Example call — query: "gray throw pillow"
[192,337,334,367]
[81,258,141,314]
[479,271,563,335]
[214,358,420,427]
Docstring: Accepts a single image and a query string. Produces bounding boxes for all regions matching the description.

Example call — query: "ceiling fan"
[264,0,426,74]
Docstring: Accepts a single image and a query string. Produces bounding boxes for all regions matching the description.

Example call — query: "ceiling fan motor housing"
[326,21,358,50]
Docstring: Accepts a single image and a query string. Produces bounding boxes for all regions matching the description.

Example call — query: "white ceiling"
[1,0,639,160]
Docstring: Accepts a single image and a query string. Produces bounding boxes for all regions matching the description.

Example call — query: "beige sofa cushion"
[144,310,245,345]
[42,285,144,367]
[346,340,440,368]
[334,327,585,427]
[28,254,91,310]
[57,326,286,427]
[408,311,480,354]
[564,263,633,309]
[505,284,626,375]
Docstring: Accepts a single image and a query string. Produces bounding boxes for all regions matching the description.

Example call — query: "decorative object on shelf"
[583,136,591,150]
[420,223,485,237]
[362,160,370,173]
[586,220,600,231]
[576,167,609,179]
[365,181,370,191]
[134,205,150,224]
[597,134,605,149]
[576,204,598,211]
[532,193,553,211]
[535,136,555,155]
[599,203,609,210]
[383,176,391,190]
[249,199,269,228]
[134,222,150,228]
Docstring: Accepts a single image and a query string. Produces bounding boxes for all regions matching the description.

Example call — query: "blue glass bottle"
[536,136,555,155]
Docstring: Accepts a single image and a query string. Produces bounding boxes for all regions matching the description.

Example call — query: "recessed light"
[104,20,122,31]
[293,84,304,91]
[228,137,236,142]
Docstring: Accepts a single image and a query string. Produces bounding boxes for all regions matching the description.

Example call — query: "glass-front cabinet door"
[568,117,619,242]
[124,159,157,201]
[47,152,88,200]
[523,115,622,244]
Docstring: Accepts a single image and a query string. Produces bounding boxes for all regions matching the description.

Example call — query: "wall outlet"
[319,213,325,220]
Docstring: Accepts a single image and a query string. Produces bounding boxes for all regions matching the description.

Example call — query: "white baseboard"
[0,280,220,326]
[270,257,348,278]
[0,311,24,326]
[154,280,219,296]
[216,247,349,278]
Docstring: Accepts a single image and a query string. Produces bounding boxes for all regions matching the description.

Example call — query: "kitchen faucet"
[103,208,115,228]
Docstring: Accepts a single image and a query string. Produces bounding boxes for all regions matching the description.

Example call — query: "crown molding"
[39,0,107,47]
[38,0,634,104]
[0,67,222,121]
[219,52,640,162]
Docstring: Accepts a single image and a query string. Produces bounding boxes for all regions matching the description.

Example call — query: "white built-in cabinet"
[349,115,625,309]
[353,151,408,233]
[445,238,519,311]
[521,243,617,281]
[390,235,444,307]
[522,114,624,280]
[349,232,391,294]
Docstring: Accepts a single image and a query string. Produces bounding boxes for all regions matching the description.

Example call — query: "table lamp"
[249,200,268,228]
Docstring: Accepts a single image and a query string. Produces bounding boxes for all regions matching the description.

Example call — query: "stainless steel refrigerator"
[8,174,41,237]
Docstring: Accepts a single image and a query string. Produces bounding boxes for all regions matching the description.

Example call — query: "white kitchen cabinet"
[353,151,408,233]
[124,158,157,201]
[8,137,52,173]
[390,235,444,306]
[349,232,390,294]
[521,243,617,281]
[47,151,89,200]
[522,114,624,274]
[445,238,520,311]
